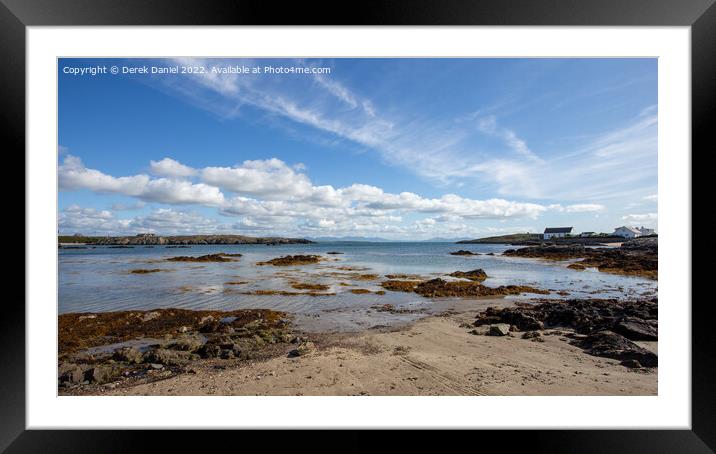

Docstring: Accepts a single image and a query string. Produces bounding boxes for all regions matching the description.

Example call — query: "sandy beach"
[67,297,656,397]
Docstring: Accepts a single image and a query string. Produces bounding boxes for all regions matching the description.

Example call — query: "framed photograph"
[8,0,712,449]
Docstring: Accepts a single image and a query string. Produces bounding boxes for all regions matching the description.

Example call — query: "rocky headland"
[503,237,657,279]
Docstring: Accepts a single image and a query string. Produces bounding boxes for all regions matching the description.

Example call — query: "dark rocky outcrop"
[130,268,166,274]
[167,254,235,263]
[257,255,323,266]
[572,330,657,367]
[503,243,657,279]
[449,250,479,256]
[291,282,330,291]
[471,298,658,367]
[448,269,488,282]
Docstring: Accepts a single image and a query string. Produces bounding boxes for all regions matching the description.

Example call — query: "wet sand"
[98,300,657,396]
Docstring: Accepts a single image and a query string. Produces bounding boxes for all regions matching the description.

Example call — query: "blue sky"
[58,58,657,239]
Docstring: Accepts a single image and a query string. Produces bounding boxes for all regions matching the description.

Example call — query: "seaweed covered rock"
[84,364,121,384]
[381,280,421,292]
[59,363,86,384]
[257,255,322,266]
[167,254,234,263]
[448,269,488,282]
[414,278,547,298]
[113,346,144,364]
[503,244,657,279]
[142,348,198,367]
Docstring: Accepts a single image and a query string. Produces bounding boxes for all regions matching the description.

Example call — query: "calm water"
[59,242,658,332]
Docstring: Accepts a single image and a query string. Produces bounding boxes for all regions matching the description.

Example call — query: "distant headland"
[58,233,314,246]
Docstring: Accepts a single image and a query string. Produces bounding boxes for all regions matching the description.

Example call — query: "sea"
[58,242,658,332]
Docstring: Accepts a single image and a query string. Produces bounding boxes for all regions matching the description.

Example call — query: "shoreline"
[59,297,657,396]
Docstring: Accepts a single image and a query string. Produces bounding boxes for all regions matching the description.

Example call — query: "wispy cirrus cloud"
[148,58,656,209]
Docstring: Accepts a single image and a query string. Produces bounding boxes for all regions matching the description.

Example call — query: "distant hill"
[58,234,313,245]
[457,233,541,244]
[308,236,396,242]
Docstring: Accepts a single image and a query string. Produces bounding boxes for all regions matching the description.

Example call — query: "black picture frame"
[5,0,712,451]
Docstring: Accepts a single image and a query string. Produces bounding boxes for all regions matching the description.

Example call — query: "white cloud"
[60,154,613,238]
[59,155,224,206]
[149,157,197,178]
[622,212,657,224]
[59,155,150,196]
[201,158,314,200]
[476,115,542,163]
[313,72,358,109]
[59,206,228,236]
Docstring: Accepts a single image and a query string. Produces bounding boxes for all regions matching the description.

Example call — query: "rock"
[142,348,193,366]
[469,326,489,335]
[474,307,544,331]
[487,324,511,336]
[522,331,541,339]
[449,250,479,256]
[167,254,234,262]
[112,346,144,364]
[572,330,657,367]
[84,365,119,384]
[613,317,658,341]
[503,244,657,280]
[381,280,420,292]
[256,255,322,266]
[197,344,221,358]
[448,269,488,282]
[199,321,220,333]
[78,314,96,321]
[413,278,547,298]
[288,341,316,357]
[621,359,643,368]
[58,363,85,384]
[169,334,205,352]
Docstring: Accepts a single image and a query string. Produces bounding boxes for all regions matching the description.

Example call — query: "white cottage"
[612,226,642,238]
[637,227,655,236]
[543,227,573,240]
